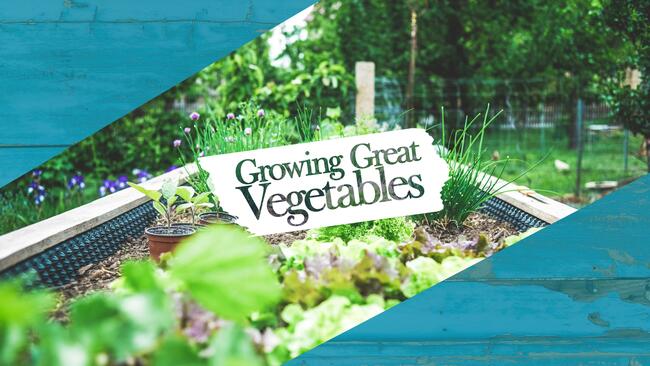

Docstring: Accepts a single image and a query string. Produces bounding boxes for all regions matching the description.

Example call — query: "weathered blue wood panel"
[0,0,314,186]
[287,174,650,365]
[0,146,67,185]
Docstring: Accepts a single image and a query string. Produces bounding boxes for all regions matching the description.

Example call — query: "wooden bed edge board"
[0,165,197,272]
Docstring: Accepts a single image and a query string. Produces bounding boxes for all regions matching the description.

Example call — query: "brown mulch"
[50,211,515,320]
[423,212,518,244]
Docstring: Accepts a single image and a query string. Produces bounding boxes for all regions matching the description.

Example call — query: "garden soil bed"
[51,211,517,321]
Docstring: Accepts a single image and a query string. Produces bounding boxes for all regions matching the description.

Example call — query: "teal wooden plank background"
[0,0,314,187]
[287,174,650,365]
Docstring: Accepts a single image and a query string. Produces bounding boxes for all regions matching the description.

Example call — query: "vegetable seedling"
[175,186,214,226]
[128,180,179,227]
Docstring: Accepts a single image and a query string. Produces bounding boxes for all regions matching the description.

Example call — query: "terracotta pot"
[198,212,238,226]
[145,226,196,262]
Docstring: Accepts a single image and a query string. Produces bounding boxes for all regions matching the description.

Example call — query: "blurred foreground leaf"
[170,225,281,323]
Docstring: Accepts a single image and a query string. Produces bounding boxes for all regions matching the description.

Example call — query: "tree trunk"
[405,9,418,129]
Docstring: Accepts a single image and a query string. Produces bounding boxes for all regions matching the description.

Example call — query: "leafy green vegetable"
[0,281,55,365]
[503,227,544,247]
[310,217,415,243]
[152,336,204,366]
[207,324,264,366]
[170,225,282,323]
[275,296,383,358]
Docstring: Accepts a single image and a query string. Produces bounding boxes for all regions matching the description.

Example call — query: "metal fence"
[363,76,646,202]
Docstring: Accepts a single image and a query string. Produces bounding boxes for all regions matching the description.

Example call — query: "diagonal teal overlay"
[0,0,313,187]
[287,174,650,365]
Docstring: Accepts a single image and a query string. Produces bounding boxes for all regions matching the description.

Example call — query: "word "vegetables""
[234,142,424,226]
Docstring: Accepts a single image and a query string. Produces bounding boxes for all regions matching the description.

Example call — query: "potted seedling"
[174,186,215,228]
[128,180,196,261]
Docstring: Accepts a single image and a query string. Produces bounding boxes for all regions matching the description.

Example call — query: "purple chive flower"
[226,112,235,120]
[173,139,182,148]
[244,127,252,136]
[32,169,43,178]
[184,127,191,134]
[189,112,200,121]
[257,109,265,118]
[166,165,178,173]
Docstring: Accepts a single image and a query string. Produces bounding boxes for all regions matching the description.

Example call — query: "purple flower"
[257,109,265,118]
[27,181,46,205]
[115,175,127,189]
[67,174,85,190]
[189,112,200,121]
[184,127,191,134]
[166,165,178,173]
[32,169,43,178]
[134,170,151,183]
[173,139,182,148]
[244,127,252,136]
[226,112,235,120]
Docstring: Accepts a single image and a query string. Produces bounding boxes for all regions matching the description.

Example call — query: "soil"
[424,212,518,244]
[50,211,517,321]
[146,225,195,236]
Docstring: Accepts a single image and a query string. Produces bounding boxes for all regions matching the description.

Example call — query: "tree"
[602,0,650,171]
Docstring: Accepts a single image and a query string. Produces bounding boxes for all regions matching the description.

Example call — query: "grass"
[480,127,647,203]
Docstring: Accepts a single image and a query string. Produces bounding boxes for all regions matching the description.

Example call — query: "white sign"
[200,129,448,236]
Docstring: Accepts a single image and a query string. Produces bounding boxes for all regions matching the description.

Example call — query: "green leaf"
[152,336,204,366]
[68,291,173,362]
[120,261,163,294]
[153,201,167,217]
[161,180,179,201]
[0,281,55,365]
[176,203,193,213]
[193,192,211,204]
[207,324,264,366]
[128,182,162,202]
[176,186,196,202]
[169,225,281,323]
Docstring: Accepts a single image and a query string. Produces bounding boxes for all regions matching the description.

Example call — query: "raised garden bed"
[0,164,574,289]
[0,162,576,364]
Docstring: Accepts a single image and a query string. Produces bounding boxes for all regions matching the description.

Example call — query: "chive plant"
[424,105,538,227]
[177,102,321,204]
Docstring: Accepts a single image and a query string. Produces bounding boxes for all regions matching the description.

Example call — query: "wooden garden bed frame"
[0,163,575,273]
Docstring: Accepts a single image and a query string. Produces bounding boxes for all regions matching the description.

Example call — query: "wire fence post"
[575,97,584,197]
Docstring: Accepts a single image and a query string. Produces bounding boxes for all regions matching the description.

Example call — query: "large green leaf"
[176,186,196,203]
[169,225,281,323]
[127,182,162,202]
[207,324,264,366]
[0,281,55,365]
[161,180,179,201]
[152,336,204,366]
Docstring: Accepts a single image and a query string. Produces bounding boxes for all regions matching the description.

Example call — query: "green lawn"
[480,128,647,204]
